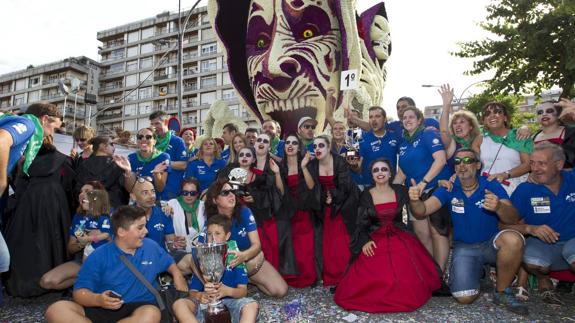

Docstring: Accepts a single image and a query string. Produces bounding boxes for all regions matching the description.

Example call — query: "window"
[127,31,140,43]
[201,43,217,56]
[126,60,138,72]
[141,27,154,39]
[29,76,40,88]
[140,71,153,84]
[139,102,152,115]
[201,75,216,88]
[201,28,215,40]
[125,90,138,102]
[200,108,209,122]
[139,87,152,100]
[222,89,236,100]
[111,48,124,59]
[201,59,217,72]
[28,90,40,102]
[125,74,138,87]
[109,62,124,74]
[229,104,240,117]
[15,79,27,91]
[141,43,154,54]
[124,119,137,131]
[138,117,151,128]
[124,104,137,116]
[140,56,153,69]
[127,46,139,57]
[14,93,26,105]
[222,72,231,85]
[200,91,216,105]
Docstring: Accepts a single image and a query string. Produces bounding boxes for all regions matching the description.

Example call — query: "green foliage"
[453,0,575,98]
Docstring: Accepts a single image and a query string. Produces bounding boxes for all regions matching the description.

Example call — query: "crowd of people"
[0,89,574,321]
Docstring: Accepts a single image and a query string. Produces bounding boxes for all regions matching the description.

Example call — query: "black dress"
[4,145,75,297]
[75,155,128,207]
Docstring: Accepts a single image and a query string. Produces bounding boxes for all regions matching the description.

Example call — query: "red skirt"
[257,218,279,270]
[334,227,440,313]
[322,207,351,286]
[282,209,317,288]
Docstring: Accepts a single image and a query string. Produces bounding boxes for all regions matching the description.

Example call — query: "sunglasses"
[181,190,199,197]
[313,143,326,149]
[302,124,316,130]
[238,152,252,158]
[137,134,154,140]
[219,189,234,197]
[454,156,478,165]
[256,138,270,144]
[372,166,390,173]
[130,176,153,192]
[483,108,504,117]
[536,108,556,115]
[285,140,299,146]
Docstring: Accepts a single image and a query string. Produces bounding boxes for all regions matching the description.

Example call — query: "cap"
[297,116,318,129]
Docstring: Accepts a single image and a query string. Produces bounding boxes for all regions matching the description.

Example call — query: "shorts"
[84,302,157,323]
[523,237,575,271]
[409,186,451,236]
[449,230,524,298]
[195,297,257,323]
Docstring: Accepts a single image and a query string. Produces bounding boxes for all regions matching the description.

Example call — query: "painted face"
[136,129,156,152]
[483,105,507,130]
[370,15,391,61]
[451,116,472,139]
[284,135,300,156]
[529,149,562,185]
[132,180,156,208]
[181,130,195,146]
[207,224,231,244]
[402,110,421,133]
[255,134,271,155]
[119,216,148,249]
[331,123,346,141]
[371,161,391,184]
[79,184,94,211]
[233,136,246,153]
[246,0,341,134]
[181,182,199,205]
[454,151,480,180]
[215,183,237,210]
[238,147,255,167]
[245,131,257,146]
[313,138,329,160]
[369,108,385,131]
[536,103,558,127]
[150,117,167,136]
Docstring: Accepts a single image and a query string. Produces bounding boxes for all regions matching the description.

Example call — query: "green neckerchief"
[19,114,44,175]
[270,136,280,155]
[403,125,425,143]
[452,135,474,149]
[155,130,173,153]
[187,146,198,158]
[482,128,533,154]
[136,149,162,163]
[226,240,247,269]
[177,197,199,232]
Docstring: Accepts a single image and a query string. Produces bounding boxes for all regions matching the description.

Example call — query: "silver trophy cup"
[192,242,228,315]
[228,167,249,196]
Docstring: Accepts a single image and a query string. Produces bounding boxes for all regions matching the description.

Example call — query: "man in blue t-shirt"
[409,148,527,316]
[150,111,188,201]
[45,205,188,323]
[221,122,239,162]
[263,120,285,162]
[508,143,575,305]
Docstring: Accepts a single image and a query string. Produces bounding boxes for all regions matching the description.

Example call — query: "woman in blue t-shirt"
[397,106,451,274]
[204,179,287,298]
[185,137,226,194]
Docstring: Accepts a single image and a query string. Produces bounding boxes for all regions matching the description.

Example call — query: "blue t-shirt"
[0,115,35,174]
[128,152,170,178]
[357,130,400,185]
[69,214,112,249]
[511,170,575,242]
[231,207,258,251]
[387,118,439,135]
[185,158,226,192]
[160,135,188,201]
[221,148,231,162]
[398,129,450,187]
[145,206,175,251]
[433,176,509,244]
[271,138,285,159]
[74,238,174,304]
[189,258,248,299]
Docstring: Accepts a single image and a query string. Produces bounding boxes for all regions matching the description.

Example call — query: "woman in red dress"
[335,158,441,312]
[306,135,359,287]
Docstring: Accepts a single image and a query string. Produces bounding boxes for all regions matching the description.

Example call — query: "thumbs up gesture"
[408,179,423,201]
[483,189,500,212]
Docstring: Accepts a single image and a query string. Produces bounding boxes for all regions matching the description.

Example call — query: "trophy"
[191,242,231,323]
[228,167,249,196]
[345,128,361,158]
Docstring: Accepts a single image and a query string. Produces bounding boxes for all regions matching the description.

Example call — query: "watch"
[505,171,511,179]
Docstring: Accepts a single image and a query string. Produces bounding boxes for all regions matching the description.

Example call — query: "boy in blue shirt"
[173,214,259,323]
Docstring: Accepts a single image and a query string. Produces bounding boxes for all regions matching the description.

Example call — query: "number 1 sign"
[340,69,359,90]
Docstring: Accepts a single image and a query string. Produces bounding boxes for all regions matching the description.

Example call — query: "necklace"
[461,181,479,192]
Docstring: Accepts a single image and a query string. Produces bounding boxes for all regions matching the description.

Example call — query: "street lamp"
[421,80,490,106]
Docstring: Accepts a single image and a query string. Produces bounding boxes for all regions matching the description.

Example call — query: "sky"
[0,0,494,118]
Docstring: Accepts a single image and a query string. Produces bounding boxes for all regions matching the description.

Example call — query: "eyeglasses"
[302,124,316,130]
[285,140,299,146]
[181,190,199,197]
[219,189,234,197]
[536,108,556,115]
[372,166,390,173]
[256,138,270,144]
[137,134,154,140]
[313,143,326,149]
[454,156,477,165]
[238,152,252,158]
[483,108,504,117]
[130,176,153,192]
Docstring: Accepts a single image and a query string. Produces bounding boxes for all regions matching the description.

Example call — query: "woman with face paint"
[305,135,360,288]
[335,159,440,312]
[533,101,574,168]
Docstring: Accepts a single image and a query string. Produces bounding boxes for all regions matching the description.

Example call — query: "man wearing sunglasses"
[297,116,318,155]
[149,111,188,201]
[409,148,528,316]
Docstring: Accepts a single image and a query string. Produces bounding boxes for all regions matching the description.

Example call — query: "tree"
[453,0,575,98]
[465,92,539,132]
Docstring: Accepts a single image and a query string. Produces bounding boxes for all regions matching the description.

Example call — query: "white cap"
[297,116,318,129]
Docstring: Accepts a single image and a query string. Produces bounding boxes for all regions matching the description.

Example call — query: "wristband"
[505,171,511,179]
[422,179,429,184]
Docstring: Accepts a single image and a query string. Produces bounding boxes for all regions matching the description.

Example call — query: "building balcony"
[154,73,176,81]
[42,79,60,85]
[101,55,125,63]
[97,112,123,120]
[102,40,125,50]
[100,83,124,91]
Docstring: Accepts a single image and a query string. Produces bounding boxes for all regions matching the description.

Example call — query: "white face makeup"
[255,134,271,155]
[371,161,391,184]
[238,148,255,167]
[284,135,300,156]
[313,138,329,160]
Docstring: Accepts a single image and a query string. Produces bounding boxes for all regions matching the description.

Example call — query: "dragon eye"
[256,38,267,49]
[302,29,314,39]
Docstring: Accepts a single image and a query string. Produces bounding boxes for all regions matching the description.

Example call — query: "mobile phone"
[108,291,122,299]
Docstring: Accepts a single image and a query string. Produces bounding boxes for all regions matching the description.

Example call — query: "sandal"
[515,286,529,301]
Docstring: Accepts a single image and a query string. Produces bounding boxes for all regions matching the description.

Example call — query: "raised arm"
[438,84,455,148]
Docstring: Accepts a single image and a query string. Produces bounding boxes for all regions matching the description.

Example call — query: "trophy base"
[204,305,231,323]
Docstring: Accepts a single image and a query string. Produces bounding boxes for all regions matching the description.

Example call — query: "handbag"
[119,254,186,323]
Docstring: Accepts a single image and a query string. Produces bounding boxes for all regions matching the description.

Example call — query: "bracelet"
[91,235,99,243]
[505,171,511,179]
[422,179,429,184]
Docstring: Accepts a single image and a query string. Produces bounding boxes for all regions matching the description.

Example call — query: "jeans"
[523,237,575,271]
[0,231,10,273]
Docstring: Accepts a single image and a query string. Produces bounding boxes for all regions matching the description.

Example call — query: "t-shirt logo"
[102,219,110,229]
[154,223,165,231]
[413,139,420,148]
[566,193,575,203]
[389,139,397,147]
[238,228,247,237]
[141,260,153,265]
[475,199,485,209]
[11,123,28,135]
[432,138,441,147]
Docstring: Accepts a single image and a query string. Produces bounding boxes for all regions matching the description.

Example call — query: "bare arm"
[438,84,454,148]
[420,150,447,188]
[269,159,284,195]
[170,161,187,171]
[494,200,520,224]
[167,263,189,292]
[219,283,247,299]
[301,153,315,189]
[471,133,483,154]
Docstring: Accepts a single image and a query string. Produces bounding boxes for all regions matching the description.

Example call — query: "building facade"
[96,6,256,137]
[0,56,100,133]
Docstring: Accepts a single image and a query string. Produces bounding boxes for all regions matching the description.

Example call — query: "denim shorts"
[523,237,575,271]
[195,297,256,323]
[449,230,524,298]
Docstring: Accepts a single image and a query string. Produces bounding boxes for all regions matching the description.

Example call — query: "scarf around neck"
[177,197,199,232]
[482,128,533,154]
[403,125,424,143]
[155,130,173,153]
[136,149,162,163]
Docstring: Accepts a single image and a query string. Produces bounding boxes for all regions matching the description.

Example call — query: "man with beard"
[297,117,318,156]
[262,120,284,162]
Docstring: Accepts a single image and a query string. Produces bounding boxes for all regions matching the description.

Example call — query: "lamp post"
[421,79,490,106]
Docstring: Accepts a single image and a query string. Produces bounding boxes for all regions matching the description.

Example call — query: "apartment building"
[0,56,100,132]
[96,6,256,137]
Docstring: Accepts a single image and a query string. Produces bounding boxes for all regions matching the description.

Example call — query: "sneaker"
[540,289,564,305]
[492,288,529,316]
